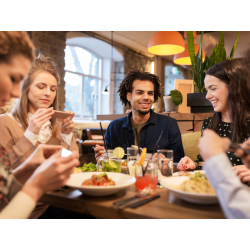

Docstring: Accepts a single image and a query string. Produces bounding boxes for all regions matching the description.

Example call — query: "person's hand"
[60,111,75,135]
[177,156,197,171]
[198,129,231,161]
[233,137,250,169]
[233,165,250,185]
[13,144,63,184]
[22,151,79,202]
[152,152,166,162]
[94,144,105,161]
[27,107,54,134]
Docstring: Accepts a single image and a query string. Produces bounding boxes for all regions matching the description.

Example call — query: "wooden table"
[40,184,225,219]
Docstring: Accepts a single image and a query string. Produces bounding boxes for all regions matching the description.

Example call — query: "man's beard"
[136,107,151,115]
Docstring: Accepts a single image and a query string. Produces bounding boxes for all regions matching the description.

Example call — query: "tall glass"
[127,147,138,176]
[135,160,157,191]
[157,150,173,177]
[102,153,121,173]
[96,150,113,171]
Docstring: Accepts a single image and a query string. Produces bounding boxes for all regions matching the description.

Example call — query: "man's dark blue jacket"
[105,110,184,162]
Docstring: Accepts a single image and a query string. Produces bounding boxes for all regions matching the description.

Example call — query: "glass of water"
[127,147,139,176]
[157,149,173,177]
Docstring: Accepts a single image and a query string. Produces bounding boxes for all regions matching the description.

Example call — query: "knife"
[118,193,160,210]
[129,194,160,208]
[113,195,142,208]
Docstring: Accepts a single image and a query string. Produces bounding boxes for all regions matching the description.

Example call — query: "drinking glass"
[102,153,121,173]
[96,150,113,171]
[127,147,139,176]
[157,150,173,177]
[135,159,157,191]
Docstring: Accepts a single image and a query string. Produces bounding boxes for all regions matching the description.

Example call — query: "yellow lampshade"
[173,44,206,65]
[148,31,185,56]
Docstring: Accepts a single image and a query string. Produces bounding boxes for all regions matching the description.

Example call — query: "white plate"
[160,176,218,205]
[66,172,135,197]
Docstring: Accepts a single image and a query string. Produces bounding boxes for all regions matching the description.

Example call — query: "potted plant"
[186,31,240,113]
[163,89,183,112]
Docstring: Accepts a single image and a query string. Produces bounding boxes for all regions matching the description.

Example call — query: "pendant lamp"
[173,31,206,65]
[148,31,185,56]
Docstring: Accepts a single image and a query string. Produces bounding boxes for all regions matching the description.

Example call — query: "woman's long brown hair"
[206,60,250,142]
[10,54,60,136]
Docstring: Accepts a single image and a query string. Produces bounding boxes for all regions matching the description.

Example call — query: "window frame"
[65,44,103,120]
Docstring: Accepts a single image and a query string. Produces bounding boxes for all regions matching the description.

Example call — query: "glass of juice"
[135,160,157,191]
[157,149,173,177]
[127,147,139,176]
[102,153,121,173]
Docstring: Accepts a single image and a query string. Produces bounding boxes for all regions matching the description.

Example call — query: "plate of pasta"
[160,172,218,204]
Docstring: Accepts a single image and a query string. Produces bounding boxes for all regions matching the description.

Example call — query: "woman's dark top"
[197,117,250,166]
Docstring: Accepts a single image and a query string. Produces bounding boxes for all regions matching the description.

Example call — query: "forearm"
[204,154,250,219]
[21,180,44,204]
[0,190,36,219]
[2,175,37,219]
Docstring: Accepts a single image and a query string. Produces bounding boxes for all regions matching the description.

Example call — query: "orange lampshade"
[173,44,206,65]
[148,31,185,56]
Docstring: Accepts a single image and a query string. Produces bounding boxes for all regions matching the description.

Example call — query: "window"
[164,65,184,95]
[64,45,101,119]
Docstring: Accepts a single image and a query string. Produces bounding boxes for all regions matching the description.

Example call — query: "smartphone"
[60,148,73,157]
[52,110,72,119]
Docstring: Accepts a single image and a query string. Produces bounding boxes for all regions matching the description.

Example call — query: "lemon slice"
[113,147,125,158]
[137,148,147,166]
[108,159,117,169]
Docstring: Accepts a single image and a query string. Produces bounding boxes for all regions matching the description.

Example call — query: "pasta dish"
[174,172,215,194]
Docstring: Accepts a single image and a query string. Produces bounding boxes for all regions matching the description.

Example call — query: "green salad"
[77,162,97,172]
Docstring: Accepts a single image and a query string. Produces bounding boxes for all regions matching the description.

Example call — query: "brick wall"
[30,31,67,111]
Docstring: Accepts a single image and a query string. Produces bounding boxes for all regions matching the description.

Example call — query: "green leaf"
[215,31,225,64]
[187,31,196,89]
[230,31,240,60]
[187,31,195,66]
[199,31,204,59]
[170,90,183,106]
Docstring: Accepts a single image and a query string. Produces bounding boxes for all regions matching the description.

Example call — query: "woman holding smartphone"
[0,54,79,170]
[0,53,80,218]
[0,31,79,219]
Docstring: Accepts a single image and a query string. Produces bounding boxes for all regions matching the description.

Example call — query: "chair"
[86,128,103,140]
[181,132,201,162]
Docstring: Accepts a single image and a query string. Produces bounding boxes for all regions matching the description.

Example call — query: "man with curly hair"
[94,69,184,162]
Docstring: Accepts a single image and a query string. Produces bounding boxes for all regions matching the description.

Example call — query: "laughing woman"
[0,54,79,218]
[177,60,250,184]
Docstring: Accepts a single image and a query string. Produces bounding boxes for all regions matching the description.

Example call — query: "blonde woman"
[0,54,79,218]
[0,54,79,169]
[0,31,79,219]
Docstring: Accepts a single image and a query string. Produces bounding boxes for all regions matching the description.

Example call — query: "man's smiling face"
[126,79,155,115]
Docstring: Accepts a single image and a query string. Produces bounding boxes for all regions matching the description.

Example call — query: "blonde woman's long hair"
[11,54,60,136]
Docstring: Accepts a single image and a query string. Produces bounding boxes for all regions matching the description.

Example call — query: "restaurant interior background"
[2,31,249,164]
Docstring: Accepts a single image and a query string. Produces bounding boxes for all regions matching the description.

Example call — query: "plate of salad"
[66,172,136,196]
